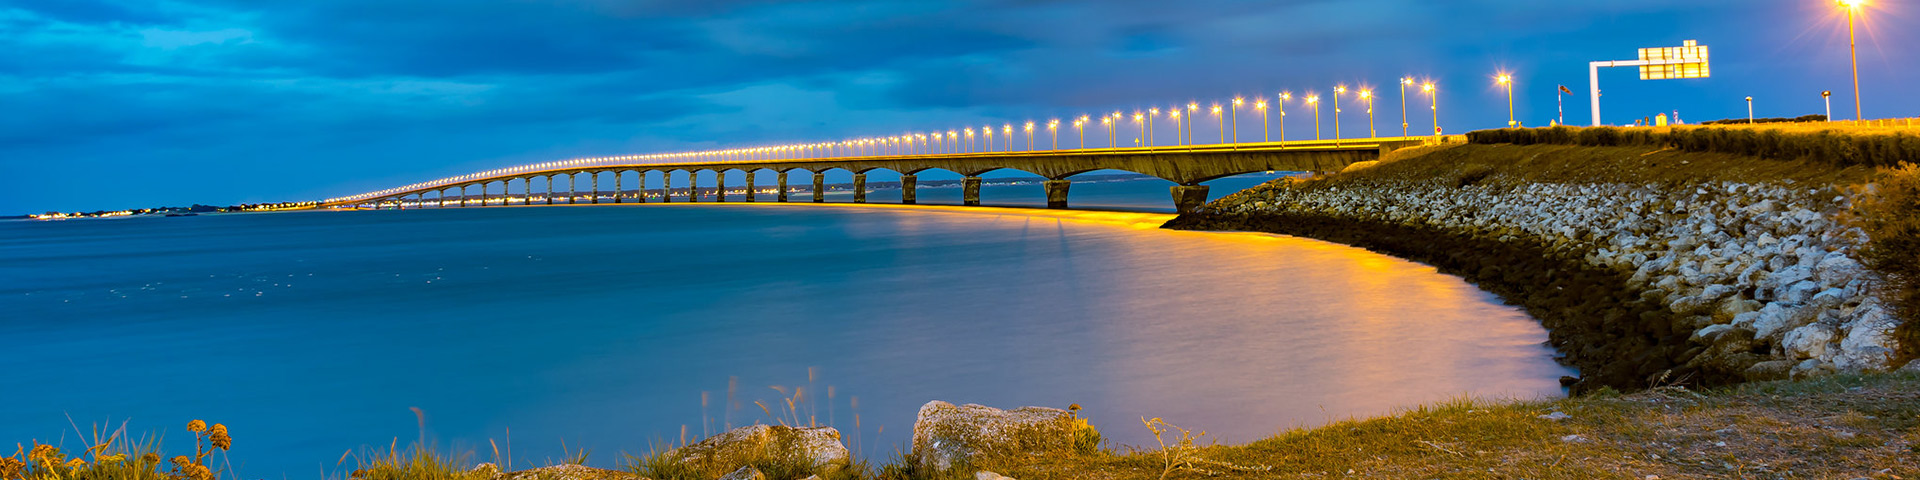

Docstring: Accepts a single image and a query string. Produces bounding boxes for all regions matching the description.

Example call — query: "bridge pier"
[962,176,982,206]
[744,171,756,202]
[545,176,555,205]
[901,174,917,204]
[662,172,673,203]
[637,172,647,203]
[777,172,789,202]
[590,172,600,204]
[852,173,867,203]
[524,178,532,205]
[567,174,577,204]
[614,172,623,204]
[1171,185,1211,214]
[687,171,700,202]
[812,173,826,203]
[715,171,727,202]
[1043,180,1070,209]
[460,185,469,207]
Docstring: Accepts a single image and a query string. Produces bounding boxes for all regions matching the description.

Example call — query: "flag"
[1558,85,1574,95]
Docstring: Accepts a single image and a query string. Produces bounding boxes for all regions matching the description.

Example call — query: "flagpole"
[1557,86,1564,126]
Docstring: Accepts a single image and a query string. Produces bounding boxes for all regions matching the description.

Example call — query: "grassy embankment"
[8,372,1917,479]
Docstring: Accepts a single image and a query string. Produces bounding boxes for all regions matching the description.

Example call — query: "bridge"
[304,137,1432,214]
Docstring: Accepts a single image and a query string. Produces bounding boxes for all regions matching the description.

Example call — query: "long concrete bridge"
[314,137,1431,213]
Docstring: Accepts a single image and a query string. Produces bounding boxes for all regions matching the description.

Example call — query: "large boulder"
[663,424,849,475]
[910,401,1096,471]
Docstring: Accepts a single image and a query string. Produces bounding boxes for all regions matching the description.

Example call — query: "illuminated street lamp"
[966,128,976,153]
[1839,0,1865,120]
[1307,94,1321,140]
[1075,116,1087,149]
[1423,82,1440,135]
[1399,77,1414,136]
[1148,108,1159,148]
[1133,112,1145,147]
[1002,124,1012,151]
[1230,97,1243,144]
[1360,89,1376,138]
[1103,115,1115,148]
[1048,119,1058,150]
[1278,92,1291,142]
[1186,102,1198,144]
[1497,73,1516,127]
[1333,85,1346,140]
[1746,96,1755,124]
[1024,121,1035,151]
[984,125,994,152]
[1256,99,1269,142]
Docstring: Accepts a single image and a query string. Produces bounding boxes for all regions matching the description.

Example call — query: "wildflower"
[98,453,126,464]
[0,457,24,478]
[186,420,207,433]
[141,452,161,465]
[171,455,191,467]
[28,444,59,464]
[184,462,213,480]
[209,424,231,451]
[65,457,85,469]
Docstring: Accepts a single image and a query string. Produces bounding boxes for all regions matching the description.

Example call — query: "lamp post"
[1024,121,1034,151]
[1399,77,1413,136]
[1048,119,1058,150]
[1186,102,1198,144]
[1075,117,1086,149]
[1424,82,1440,135]
[1002,124,1011,151]
[1256,100,1269,142]
[1307,95,1321,140]
[1231,97,1243,144]
[1333,85,1345,140]
[1746,96,1755,124]
[1840,0,1864,120]
[1147,108,1158,148]
[1103,115,1115,148]
[1497,74,1516,127]
[1361,89,1376,138]
[1133,112,1145,147]
[1278,92,1290,142]
[1823,90,1833,121]
[983,126,993,152]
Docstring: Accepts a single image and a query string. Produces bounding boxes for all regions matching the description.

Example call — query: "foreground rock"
[911,401,1094,471]
[1165,144,1903,391]
[475,464,641,480]
[662,424,849,475]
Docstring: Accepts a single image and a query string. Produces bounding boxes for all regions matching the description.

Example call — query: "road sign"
[1589,40,1713,125]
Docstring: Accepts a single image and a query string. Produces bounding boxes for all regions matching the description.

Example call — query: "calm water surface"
[1,177,1573,477]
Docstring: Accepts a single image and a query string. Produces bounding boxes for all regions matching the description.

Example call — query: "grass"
[1466,121,1920,169]
[1850,162,1920,365]
[2,419,230,480]
[11,373,1918,479]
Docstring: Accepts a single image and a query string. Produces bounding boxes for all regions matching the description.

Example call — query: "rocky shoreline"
[1165,153,1903,393]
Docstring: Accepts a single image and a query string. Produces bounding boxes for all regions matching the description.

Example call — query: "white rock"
[975,472,1016,480]
[1692,324,1735,343]
[1781,324,1837,360]
[1780,280,1821,305]
[718,466,765,480]
[1753,303,1817,340]
[1539,411,1571,421]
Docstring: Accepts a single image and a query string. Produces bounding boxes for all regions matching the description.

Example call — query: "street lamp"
[1002,124,1012,151]
[1360,89,1375,138]
[1231,97,1243,144]
[1746,96,1755,124]
[1103,115,1115,148]
[1132,112,1145,147]
[1256,100,1268,142]
[1148,108,1159,148]
[1307,94,1321,140]
[1399,77,1414,136]
[1278,92,1291,142]
[1497,73,1516,127]
[1168,108,1182,146]
[983,125,994,152]
[1823,90,1833,121]
[1048,119,1058,150]
[1075,117,1086,149]
[1423,82,1440,135]
[1024,121,1034,151]
[1333,85,1346,140]
[1839,0,1865,120]
[1186,102,1198,144]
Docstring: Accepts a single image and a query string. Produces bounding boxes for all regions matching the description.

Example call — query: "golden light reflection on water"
[725,201,1574,443]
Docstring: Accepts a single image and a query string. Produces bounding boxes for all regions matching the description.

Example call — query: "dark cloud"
[0,0,1915,212]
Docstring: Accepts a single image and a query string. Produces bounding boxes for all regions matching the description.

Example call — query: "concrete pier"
[962,176,982,206]
[1044,180,1070,209]
[744,171,756,202]
[687,171,700,202]
[812,173,826,203]
[777,171,790,202]
[614,172,623,203]
[637,172,647,203]
[1171,185,1211,213]
[590,172,600,204]
[715,171,727,202]
[545,176,555,205]
[901,174,917,204]
[567,174,577,204]
[460,185,469,207]
[662,172,672,203]
[852,173,867,203]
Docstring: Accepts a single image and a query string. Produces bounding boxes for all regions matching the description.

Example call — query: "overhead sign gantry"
[1588,40,1711,126]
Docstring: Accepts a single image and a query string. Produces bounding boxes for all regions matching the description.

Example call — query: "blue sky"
[2,0,1914,213]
